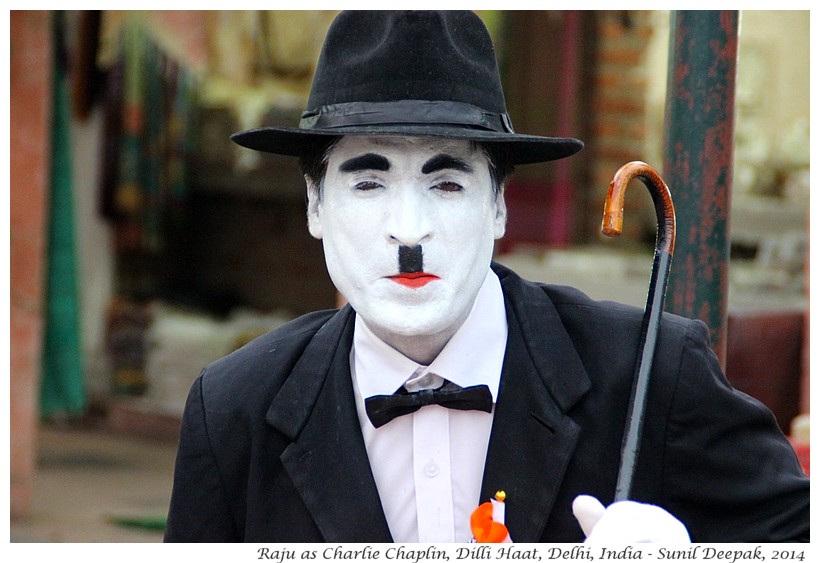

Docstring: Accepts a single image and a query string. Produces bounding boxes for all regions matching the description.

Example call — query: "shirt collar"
[353,268,507,402]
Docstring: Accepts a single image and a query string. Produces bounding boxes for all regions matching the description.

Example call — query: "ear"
[306,178,323,240]
[493,188,507,240]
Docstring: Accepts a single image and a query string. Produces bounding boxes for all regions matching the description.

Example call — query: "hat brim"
[231,125,583,165]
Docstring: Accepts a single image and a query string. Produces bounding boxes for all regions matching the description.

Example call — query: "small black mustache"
[398,245,423,274]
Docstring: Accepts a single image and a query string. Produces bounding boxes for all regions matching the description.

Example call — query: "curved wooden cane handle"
[601,161,676,256]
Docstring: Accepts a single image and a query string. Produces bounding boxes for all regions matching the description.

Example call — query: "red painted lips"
[388,272,441,288]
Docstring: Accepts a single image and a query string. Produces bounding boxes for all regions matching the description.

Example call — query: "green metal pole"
[663,10,738,369]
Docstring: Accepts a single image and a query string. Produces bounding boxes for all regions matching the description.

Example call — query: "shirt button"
[418,375,432,387]
[424,461,440,478]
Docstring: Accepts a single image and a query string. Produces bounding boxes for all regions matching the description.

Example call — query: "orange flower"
[470,501,510,543]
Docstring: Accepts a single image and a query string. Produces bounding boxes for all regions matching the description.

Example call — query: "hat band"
[299,100,515,134]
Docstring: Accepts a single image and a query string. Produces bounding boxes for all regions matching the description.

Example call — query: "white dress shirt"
[351,269,508,542]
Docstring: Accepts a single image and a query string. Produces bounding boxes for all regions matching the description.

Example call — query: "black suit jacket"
[165,263,809,542]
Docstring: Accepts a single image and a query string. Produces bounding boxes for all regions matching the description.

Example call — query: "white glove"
[572,495,690,543]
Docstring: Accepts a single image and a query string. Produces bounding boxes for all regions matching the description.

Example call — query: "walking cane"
[601,161,676,501]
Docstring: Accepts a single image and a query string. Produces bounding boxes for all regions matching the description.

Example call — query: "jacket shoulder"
[539,279,700,343]
[540,281,712,375]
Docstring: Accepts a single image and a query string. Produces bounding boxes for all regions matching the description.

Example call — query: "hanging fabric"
[100,20,198,258]
[41,12,86,418]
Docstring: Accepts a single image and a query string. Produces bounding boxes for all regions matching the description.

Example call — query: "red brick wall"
[500,11,657,246]
[583,11,655,242]
[10,11,52,518]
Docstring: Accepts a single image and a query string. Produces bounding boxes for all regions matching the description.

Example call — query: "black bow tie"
[364,382,494,428]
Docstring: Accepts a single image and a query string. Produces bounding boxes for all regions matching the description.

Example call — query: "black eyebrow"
[338,153,391,173]
[421,154,474,175]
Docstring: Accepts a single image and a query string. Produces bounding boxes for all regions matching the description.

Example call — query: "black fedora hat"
[231,11,583,165]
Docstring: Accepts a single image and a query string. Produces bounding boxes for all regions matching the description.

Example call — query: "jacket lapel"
[481,264,591,542]
[265,306,393,542]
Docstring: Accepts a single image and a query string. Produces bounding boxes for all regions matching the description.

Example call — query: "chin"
[362,306,464,340]
[378,313,449,335]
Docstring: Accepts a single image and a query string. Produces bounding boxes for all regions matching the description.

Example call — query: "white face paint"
[306,136,507,363]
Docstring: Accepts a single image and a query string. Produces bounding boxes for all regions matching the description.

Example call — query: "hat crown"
[231,10,584,165]
[307,11,507,113]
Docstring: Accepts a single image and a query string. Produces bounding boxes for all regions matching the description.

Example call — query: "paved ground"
[10,423,178,543]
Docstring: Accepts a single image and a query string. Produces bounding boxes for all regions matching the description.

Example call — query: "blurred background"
[9,10,809,542]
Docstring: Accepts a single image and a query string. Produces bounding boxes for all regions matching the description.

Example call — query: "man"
[165,11,808,543]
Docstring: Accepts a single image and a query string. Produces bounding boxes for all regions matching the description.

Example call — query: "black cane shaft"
[614,250,673,501]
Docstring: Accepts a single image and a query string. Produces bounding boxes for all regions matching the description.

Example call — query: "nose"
[386,186,433,247]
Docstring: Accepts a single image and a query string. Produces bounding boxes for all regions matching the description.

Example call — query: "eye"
[355,181,383,191]
[433,181,463,193]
